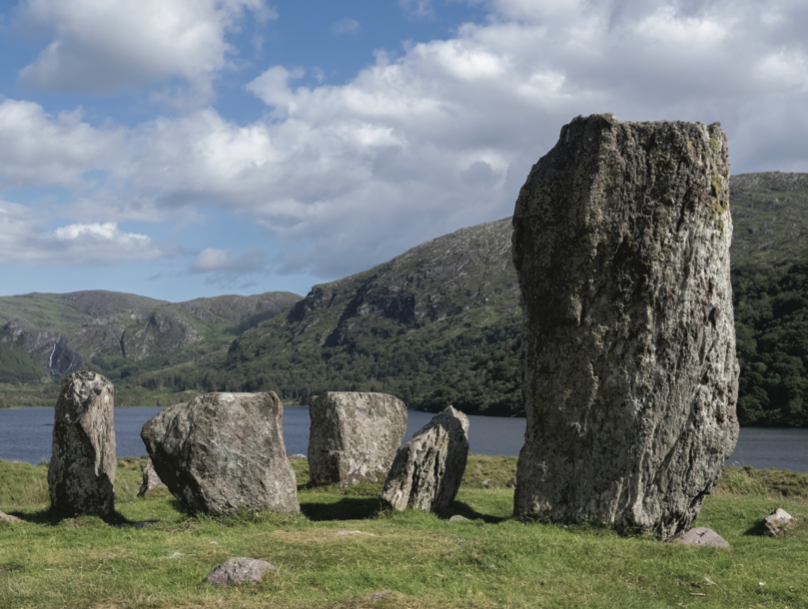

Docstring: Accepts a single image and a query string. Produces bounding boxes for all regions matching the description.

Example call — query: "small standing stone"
[206,557,276,586]
[308,392,407,487]
[137,458,167,497]
[763,508,794,537]
[48,371,116,516]
[141,391,299,514]
[380,406,469,512]
[675,527,730,548]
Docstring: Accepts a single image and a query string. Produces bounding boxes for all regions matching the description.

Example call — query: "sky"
[0,0,807,303]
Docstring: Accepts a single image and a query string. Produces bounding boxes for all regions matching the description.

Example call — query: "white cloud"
[0,203,177,266]
[16,0,274,102]
[400,0,434,19]
[3,0,808,283]
[331,18,360,35]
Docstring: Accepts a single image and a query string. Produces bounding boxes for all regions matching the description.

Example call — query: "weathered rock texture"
[512,114,739,539]
[206,557,276,586]
[137,458,167,497]
[48,371,116,516]
[379,406,469,511]
[763,508,794,537]
[140,392,299,514]
[675,527,730,548]
[308,392,408,487]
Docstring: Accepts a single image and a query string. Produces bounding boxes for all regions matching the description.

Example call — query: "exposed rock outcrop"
[48,371,116,516]
[512,114,739,539]
[308,392,408,487]
[140,391,298,514]
[380,406,469,511]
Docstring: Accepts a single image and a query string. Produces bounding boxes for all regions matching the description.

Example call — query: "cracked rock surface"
[141,391,298,514]
[308,392,407,487]
[48,371,116,516]
[512,114,739,539]
[380,406,469,512]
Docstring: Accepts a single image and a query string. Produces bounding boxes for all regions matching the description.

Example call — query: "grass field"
[1,456,806,609]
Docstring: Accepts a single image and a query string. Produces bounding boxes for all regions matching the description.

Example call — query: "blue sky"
[1,0,807,302]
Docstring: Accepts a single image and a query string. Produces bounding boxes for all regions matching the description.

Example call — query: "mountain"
[0,290,302,387]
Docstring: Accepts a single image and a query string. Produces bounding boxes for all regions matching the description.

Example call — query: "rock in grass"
[512,114,739,539]
[141,392,299,514]
[763,508,794,537]
[206,557,276,586]
[137,458,167,497]
[675,527,729,548]
[0,510,21,523]
[380,406,469,511]
[48,371,116,516]
[308,392,407,487]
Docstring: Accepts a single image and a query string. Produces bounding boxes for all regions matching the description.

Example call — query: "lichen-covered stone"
[137,458,167,497]
[512,114,739,539]
[48,371,116,516]
[206,557,276,586]
[379,406,469,511]
[140,392,298,514]
[308,392,407,487]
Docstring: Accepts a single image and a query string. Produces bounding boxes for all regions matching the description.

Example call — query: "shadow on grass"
[438,501,508,524]
[8,507,140,528]
[743,519,769,536]
[301,497,381,521]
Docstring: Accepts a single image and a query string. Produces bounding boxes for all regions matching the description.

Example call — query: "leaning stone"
[206,557,275,586]
[380,406,469,512]
[512,114,739,539]
[308,392,407,487]
[0,510,21,523]
[137,458,167,497]
[141,392,299,515]
[763,508,794,537]
[48,371,116,516]
[675,527,730,548]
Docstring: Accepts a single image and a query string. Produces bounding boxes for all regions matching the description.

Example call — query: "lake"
[0,407,805,473]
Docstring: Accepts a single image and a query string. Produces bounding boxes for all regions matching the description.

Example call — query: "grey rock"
[449,515,469,521]
[675,527,730,548]
[335,530,376,536]
[137,458,167,497]
[48,371,116,516]
[512,114,739,539]
[0,510,21,523]
[141,391,299,514]
[506,477,517,489]
[379,406,469,511]
[308,392,407,487]
[287,453,306,460]
[763,508,794,537]
[370,590,392,602]
[206,557,276,586]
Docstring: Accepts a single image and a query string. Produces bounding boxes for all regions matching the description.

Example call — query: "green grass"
[1,457,807,608]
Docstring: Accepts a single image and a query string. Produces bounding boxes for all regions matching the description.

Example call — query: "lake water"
[0,407,805,473]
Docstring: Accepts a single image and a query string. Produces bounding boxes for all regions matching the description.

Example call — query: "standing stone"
[512,114,739,539]
[48,371,116,516]
[380,406,469,511]
[308,392,407,487]
[140,392,299,514]
[137,458,167,497]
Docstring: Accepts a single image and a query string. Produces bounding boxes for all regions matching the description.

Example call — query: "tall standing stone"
[308,392,408,487]
[48,371,116,516]
[512,114,739,538]
[380,406,469,512]
[141,392,298,514]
